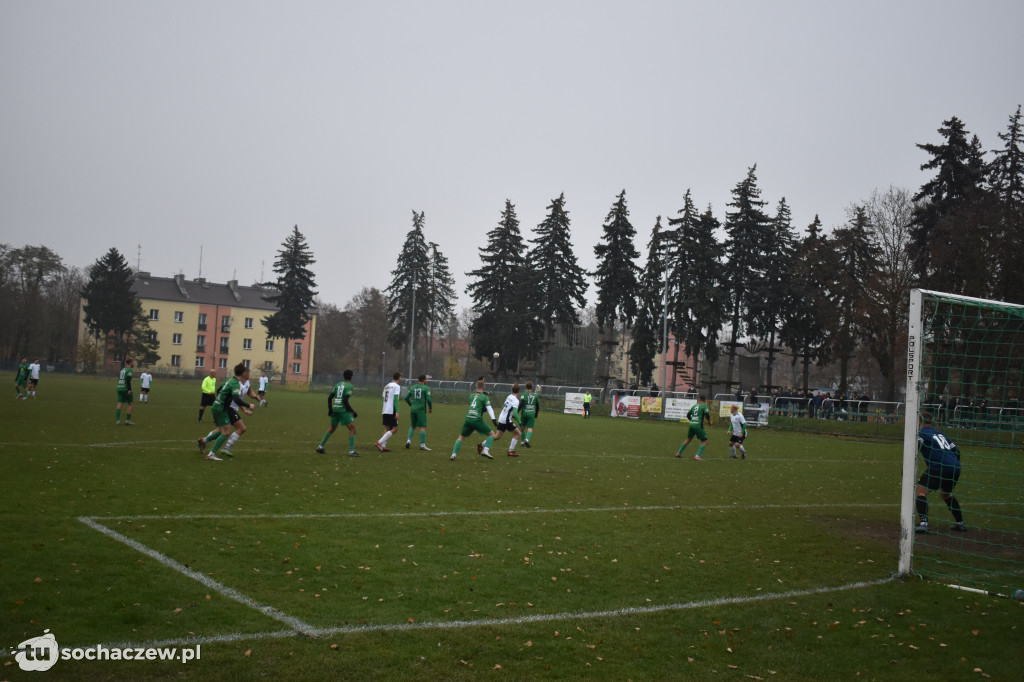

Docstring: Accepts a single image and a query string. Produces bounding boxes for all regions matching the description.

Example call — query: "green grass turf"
[1,374,1021,680]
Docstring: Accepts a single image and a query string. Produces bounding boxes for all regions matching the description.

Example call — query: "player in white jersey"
[492,384,524,456]
[257,374,270,406]
[375,372,402,451]
[138,368,153,403]
[27,358,41,398]
[727,404,748,459]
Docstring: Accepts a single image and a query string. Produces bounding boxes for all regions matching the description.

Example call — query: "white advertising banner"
[564,392,585,415]
[665,398,696,421]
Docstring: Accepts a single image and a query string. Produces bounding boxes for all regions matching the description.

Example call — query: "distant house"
[79,272,316,384]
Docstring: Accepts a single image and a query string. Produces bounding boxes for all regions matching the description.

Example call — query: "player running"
[727,403,748,459]
[492,383,524,456]
[404,374,433,450]
[518,381,539,448]
[198,363,254,461]
[375,372,402,451]
[450,380,499,461]
[317,369,359,456]
[676,394,710,460]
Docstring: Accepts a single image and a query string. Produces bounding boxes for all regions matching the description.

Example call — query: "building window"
[243,359,251,369]
[245,317,254,329]
[219,358,228,369]
[174,311,184,323]
[197,313,207,331]
[265,340,275,352]
[147,331,158,342]
[263,361,273,372]
[171,355,181,367]
[221,315,231,333]
[243,339,252,350]
[292,362,302,374]
[197,334,206,350]
[149,309,159,321]
[220,338,230,354]
[293,343,302,359]
[172,333,182,345]
[195,356,205,368]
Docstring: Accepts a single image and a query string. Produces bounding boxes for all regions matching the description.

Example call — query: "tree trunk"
[280,338,289,385]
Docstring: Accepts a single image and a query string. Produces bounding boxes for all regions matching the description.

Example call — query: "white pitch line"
[77,516,318,637]
[87,501,896,522]
[0,576,897,656]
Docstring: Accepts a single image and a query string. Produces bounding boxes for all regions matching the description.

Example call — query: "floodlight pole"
[408,269,416,381]
[661,252,669,396]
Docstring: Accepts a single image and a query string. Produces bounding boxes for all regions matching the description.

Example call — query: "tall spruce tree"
[747,197,797,391]
[666,192,726,392]
[262,225,317,384]
[988,105,1024,303]
[910,116,991,297]
[593,190,640,384]
[629,217,669,386]
[385,211,431,360]
[779,216,829,393]
[722,166,772,391]
[425,241,457,372]
[819,206,879,397]
[466,200,532,376]
[81,247,148,365]
[527,193,587,381]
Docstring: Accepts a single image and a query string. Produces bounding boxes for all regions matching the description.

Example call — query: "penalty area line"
[77,516,318,637]
[16,576,897,654]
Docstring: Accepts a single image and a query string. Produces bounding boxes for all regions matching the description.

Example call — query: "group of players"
[94,355,967,533]
[13,357,42,400]
[314,372,540,461]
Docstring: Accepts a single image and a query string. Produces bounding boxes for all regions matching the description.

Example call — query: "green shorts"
[460,417,492,438]
[410,410,428,429]
[520,414,536,430]
[116,389,133,404]
[687,423,707,441]
[331,411,355,428]
[212,404,231,427]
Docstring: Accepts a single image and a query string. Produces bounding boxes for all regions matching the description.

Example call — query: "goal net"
[899,289,1024,596]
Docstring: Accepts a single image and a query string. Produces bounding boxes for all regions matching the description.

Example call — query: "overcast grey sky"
[2,0,1021,310]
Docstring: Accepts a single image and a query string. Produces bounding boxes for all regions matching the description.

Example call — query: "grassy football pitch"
[1,374,1021,681]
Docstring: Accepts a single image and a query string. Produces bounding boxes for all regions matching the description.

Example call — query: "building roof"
[131,272,280,312]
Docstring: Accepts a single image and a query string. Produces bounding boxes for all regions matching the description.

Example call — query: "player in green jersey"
[676,394,710,460]
[198,363,254,461]
[115,357,135,425]
[518,381,540,447]
[450,380,499,461]
[14,357,30,400]
[317,369,360,456]
[404,374,433,450]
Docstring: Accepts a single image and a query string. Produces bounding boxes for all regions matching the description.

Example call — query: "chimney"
[228,279,242,302]
[173,273,188,296]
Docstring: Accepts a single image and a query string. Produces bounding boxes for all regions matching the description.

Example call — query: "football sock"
[484,435,494,449]
[695,444,706,458]
[730,445,737,457]
[739,445,746,456]
[509,437,518,451]
[453,440,463,455]
[945,496,964,523]
[209,432,229,454]
[204,429,219,442]
[407,428,415,442]
[677,442,687,455]
[348,435,356,451]
[198,409,205,420]
[381,431,393,446]
[319,433,331,447]
[916,495,929,522]
[115,408,121,422]
[225,433,240,450]
[420,431,427,445]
